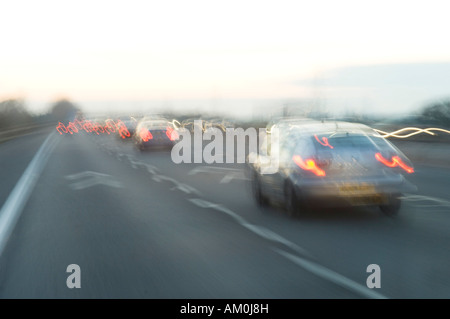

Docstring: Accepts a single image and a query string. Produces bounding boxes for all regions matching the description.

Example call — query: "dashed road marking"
[188,197,386,298]
[65,171,123,190]
[189,166,249,183]
[274,248,387,299]
[188,198,311,257]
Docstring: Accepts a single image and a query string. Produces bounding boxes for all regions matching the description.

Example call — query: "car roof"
[138,119,170,127]
[272,119,378,137]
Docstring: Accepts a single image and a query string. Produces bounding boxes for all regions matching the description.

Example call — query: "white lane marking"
[402,194,450,209]
[109,150,198,194]
[241,223,311,257]
[189,166,249,184]
[127,157,159,174]
[188,166,242,175]
[0,132,59,256]
[65,171,123,190]
[172,183,201,195]
[188,198,312,258]
[220,174,250,184]
[189,197,383,298]
[65,171,111,180]
[144,163,159,174]
[153,174,201,195]
[189,198,247,224]
[152,174,178,183]
[189,198,217,208]
[274,248,387,299]
[69,179,122,190]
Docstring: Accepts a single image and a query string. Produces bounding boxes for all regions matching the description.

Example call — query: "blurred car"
[133,119,179,150]
[249,119,417,216]
[116,118,138,139]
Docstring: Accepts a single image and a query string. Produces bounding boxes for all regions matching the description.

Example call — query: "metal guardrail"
[0,123,54,143]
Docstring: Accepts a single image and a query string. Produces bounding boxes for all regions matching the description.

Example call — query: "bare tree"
[50,99,80,122]
[0,99,32,130]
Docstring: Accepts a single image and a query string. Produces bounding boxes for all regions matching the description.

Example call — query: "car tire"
[285,182,300,218]
[252,174,269,208]
[380,193,402,216]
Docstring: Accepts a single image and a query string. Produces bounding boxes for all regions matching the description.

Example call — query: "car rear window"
[312,133,378,151]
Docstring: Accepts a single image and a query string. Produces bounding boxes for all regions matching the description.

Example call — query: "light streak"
[374,127,450,139]
[139,128,153,142]
[292,155,326,176]
[314,134,334,149]
[375,153,414,173]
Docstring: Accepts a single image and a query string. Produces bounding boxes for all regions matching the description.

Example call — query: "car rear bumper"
[291,174,416,206]
[140,139,174,149]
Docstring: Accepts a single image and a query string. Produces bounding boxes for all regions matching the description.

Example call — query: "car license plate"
[154,132,162,139]
[338,183,376,196]
[347,194,386,206]
[338,183,386,205]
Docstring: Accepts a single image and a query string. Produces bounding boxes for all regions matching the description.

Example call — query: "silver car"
[249,119,417,216]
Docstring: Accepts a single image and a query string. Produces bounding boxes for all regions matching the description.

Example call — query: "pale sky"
[1,0,449,117]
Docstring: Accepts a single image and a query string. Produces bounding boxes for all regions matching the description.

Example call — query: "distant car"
[133,119,179,151]
[249,119,417,216]
[116,118,138,139]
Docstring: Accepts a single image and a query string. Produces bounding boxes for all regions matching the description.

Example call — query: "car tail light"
[292,155,326,176]
[104,120,116,134]
[66,122,78,134]
[93,123,104,135]
[117,121,130,139]
[73,119,85,130]
[314,134,334,149]
[140,128,153,142]
[83,121,94,133]
[56,122,68,135]
[166,127,179,141]
[375,153,414,173]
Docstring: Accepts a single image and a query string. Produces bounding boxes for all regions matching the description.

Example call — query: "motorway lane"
[0,131,360,298]
[89,133,450,298]
[406,165,450,200]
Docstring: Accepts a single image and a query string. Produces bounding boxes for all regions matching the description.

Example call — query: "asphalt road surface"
[0,128,449,298]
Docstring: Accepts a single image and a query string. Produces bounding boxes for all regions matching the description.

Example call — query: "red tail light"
[292,155,326,176]
[166,127,179,141]
[117,121,130,139]
[73,119,85,130]
[375,153,414,173]
[56,122,68,135]
[83,121,94,133]
[314,134,334,149]
[66,122,78,134]
[140,128,153,142]
[94,123,104,135]
[105,120,116,134]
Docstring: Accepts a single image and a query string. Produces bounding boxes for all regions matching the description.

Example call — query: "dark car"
[133,119,179,151]
[249,119,417,216]
[116,118,138,139]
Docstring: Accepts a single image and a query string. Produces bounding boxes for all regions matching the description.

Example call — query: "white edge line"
[0,132,58,256]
